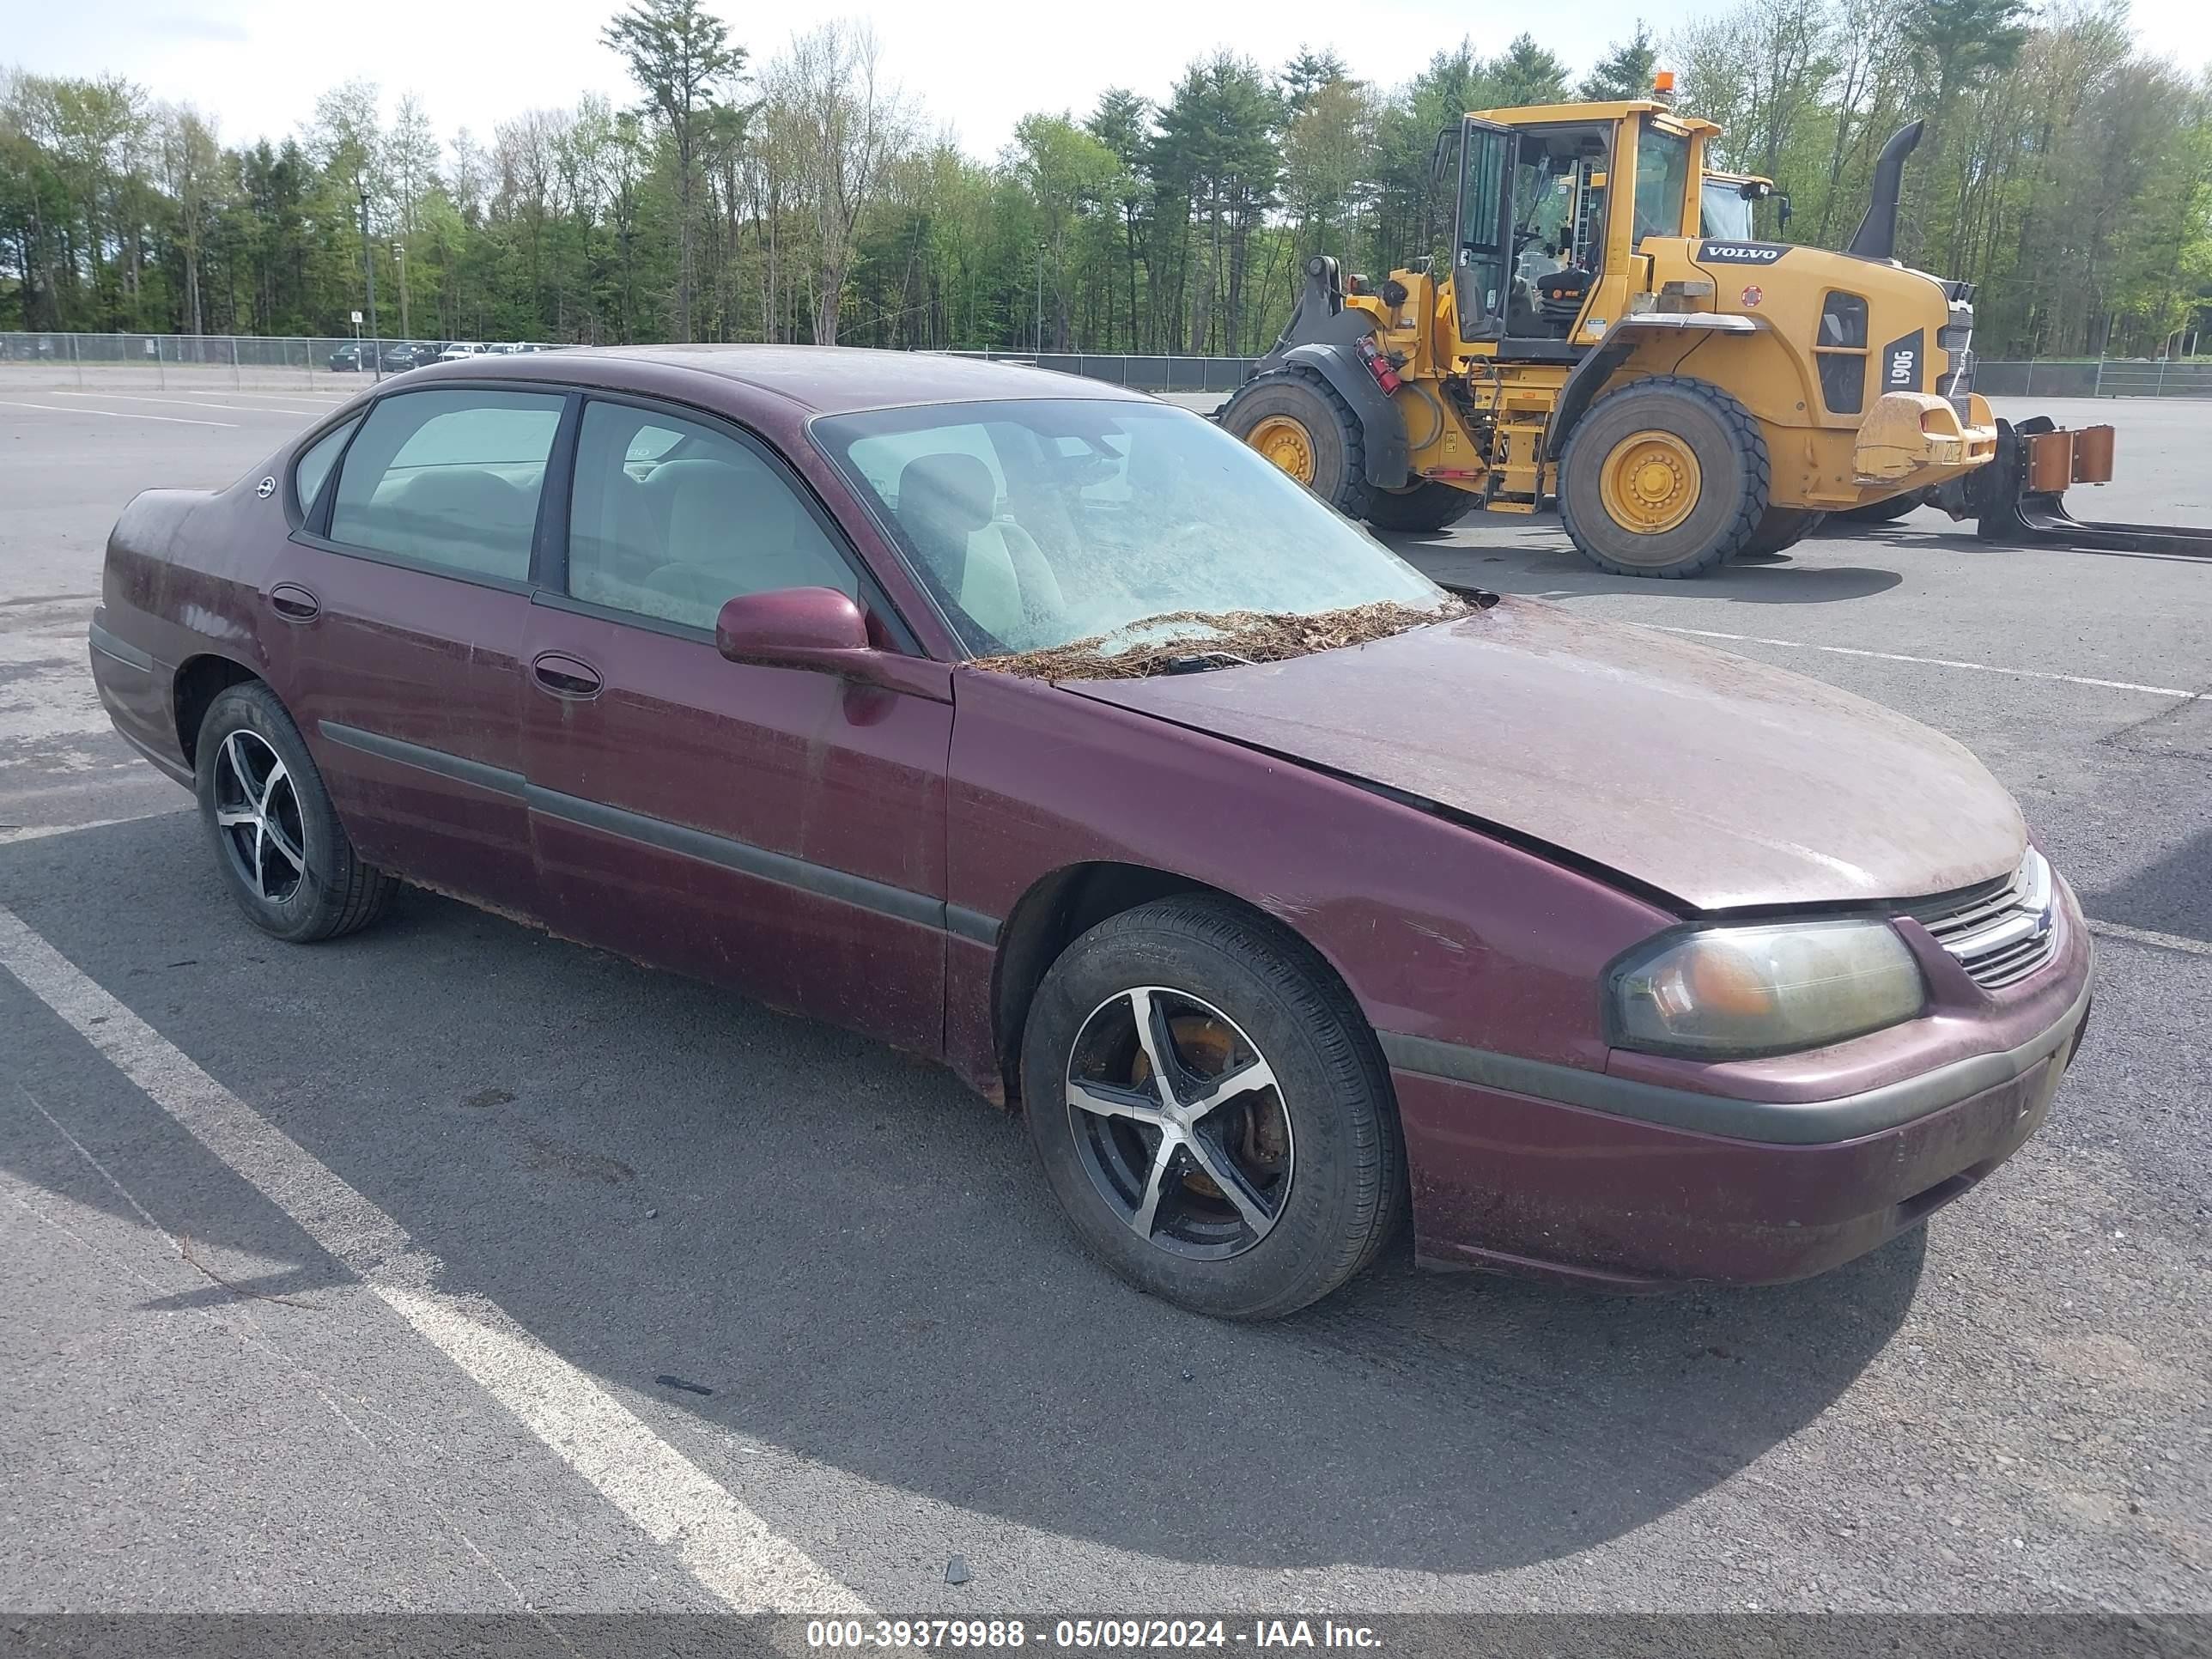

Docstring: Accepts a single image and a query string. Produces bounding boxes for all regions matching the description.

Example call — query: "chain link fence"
[927,349,1261,393]
[0,333,1264,397]
[6,331,2208,401]
[0,332,557,393]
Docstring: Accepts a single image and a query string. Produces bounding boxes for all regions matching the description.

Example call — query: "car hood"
[1065,599,2026,911]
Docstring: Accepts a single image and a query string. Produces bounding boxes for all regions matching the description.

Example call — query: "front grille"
[1895,849,2058,991]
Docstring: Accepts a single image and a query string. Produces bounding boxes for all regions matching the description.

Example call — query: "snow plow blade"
[1952,415,2212,558]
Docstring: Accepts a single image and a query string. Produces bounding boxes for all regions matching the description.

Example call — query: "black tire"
[1218,368,1376,520]
[193,681,397,943]
[1557,374,1770,578]
[1020,895,1405,1320]
[1838,489,1929,524]
[1363,479,1476,534]
[1736,505,1828,559]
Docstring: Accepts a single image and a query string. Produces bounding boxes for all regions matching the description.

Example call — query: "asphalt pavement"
[1,378,2206,1620]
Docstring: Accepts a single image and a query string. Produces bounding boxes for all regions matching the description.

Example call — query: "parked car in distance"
[328,341,436,373]
[435,342,488,362]
[86,347,2095,1319]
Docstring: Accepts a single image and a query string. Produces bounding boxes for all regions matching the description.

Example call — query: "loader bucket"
[1966,416,2212,559]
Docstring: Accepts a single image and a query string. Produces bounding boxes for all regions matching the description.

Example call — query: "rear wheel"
[194,681,397,944]
[1362,479,1476,534]
[1737,505,1828,559]
[1020,895,1404,1320]
[1557,375,1769,578]
[1218,368,1375,520]
[1838,489,1929,524]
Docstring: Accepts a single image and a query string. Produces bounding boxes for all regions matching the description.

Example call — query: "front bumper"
[1852,390,1999,494]
[1384,954,2094,1290]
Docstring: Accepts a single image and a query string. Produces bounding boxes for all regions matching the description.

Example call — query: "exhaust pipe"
[1846,120,1923,261]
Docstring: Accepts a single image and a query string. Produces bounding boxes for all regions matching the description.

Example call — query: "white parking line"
[0,809,192,846]
[1645,624,2212,702]
[0,903,868,1617]
[48,391,317,418]
[0,397,236,428]
[2087,919,2212,958]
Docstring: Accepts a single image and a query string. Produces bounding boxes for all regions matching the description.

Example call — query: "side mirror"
[1777,194,1794,228]
[714,586,873,673]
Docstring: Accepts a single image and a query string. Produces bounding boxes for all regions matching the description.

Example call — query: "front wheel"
[1218,369,1375,520]
[1557,375,1770,578]
[1020,896,1405,1320]
[194,681,397,943]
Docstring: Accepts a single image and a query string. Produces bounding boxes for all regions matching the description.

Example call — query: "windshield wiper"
[1159,650,1254,674]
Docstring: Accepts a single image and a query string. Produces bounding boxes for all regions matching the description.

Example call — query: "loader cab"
[1452,103,1708,358]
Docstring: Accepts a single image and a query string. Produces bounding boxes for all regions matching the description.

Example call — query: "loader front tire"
[1363,480,1475,535]
[1220,369,1374,520]
[1558,376,1770,578]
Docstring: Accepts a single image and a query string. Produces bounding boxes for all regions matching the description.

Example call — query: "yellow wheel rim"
[1598,429,1703,536]
[1249,414,1317,485]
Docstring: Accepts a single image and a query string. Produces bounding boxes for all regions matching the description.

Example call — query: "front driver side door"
[519,395,954,1057]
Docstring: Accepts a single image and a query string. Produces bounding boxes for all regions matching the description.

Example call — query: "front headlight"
[1610,919,1925,1058]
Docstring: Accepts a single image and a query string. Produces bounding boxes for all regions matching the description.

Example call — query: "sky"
[11,0,2208,162]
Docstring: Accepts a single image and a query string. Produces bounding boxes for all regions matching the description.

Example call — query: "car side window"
[566,400,858,629]
[291,417,359,517]
[326,389,564,582]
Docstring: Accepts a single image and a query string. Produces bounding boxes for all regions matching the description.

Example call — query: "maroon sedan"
[88,347,2094,1318]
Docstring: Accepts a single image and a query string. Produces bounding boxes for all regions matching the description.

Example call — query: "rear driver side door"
[519,396,954,1057]
[269,386,568,918]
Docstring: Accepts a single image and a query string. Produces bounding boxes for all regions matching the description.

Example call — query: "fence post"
[2023,359,2032,398]
[2157,357,2167,398]
[231,337,240,389]
[2093,358,2104,398]
[69,331,81,389]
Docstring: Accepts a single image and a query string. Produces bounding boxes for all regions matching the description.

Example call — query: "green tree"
[1492,34,1571,106]
[601,0,743,341]
[1581,26,1659,100]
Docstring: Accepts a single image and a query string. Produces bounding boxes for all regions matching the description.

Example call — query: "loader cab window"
[1700,179,1756,240]
[1634,121,1692,245]
[1504,125,1611,343]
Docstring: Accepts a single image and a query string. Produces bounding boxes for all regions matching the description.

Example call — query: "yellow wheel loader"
[1219,100,2191,574]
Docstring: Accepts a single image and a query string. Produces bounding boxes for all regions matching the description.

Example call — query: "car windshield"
[812,398,1452,664]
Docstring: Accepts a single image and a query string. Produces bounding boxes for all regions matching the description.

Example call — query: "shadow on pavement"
[2081,823,2212,944]
[3,815,1922,1577]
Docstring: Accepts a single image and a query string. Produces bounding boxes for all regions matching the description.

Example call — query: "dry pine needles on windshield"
[969,598,1471,682]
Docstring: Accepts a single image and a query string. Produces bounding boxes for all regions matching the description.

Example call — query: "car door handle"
[532,652,603,699]
[268,583,320,622]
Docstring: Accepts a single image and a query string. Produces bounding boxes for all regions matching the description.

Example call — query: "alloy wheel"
[1064,987,1294,1259]
[211,728,307,904]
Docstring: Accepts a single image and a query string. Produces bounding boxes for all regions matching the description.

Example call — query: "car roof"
[410,343,1153,416]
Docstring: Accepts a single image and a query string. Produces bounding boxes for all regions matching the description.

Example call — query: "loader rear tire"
[1219,369,1375,520]
[1838,489,1929,524]
[1737,506,1827,559]
[1362,480,1474,534]
[1558,375,1769,578]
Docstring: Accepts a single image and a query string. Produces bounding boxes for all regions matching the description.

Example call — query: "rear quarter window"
[290,417,359,518]
[326,388,566,582]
